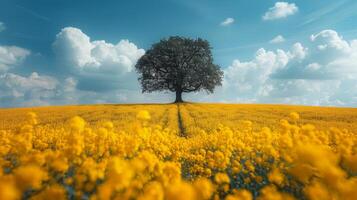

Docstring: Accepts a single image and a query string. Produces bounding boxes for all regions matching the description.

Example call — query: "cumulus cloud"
[0,22,5,32]
[52,26,145,93]
[223,29,357,106]
[0,45,30,72]
[49,27,171,104]
[269,35,286,44]
[223,44,305,98]
[263,2,298,21]
[52,27,145,92]
[53,27,145,75]
[220,18,234,26]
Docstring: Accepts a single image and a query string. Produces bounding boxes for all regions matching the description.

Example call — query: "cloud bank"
[0,72,59,107]
[219,30,357,106]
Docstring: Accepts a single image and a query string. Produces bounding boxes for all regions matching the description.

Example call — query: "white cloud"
[52,27,145,92]
[220,18,235,26]
[311,29,351,53]
[222,29,357,106]
[0,22,5,32]
[290,42,307,60]
[263,2,298,21]
[0,46,30,72]
[269,35,285,44]
[53,27,145,75]
[0,72,59,107]
[306,63,321,71]
[223,43,305,98]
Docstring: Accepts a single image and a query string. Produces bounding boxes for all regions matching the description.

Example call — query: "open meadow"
[0,103,357,200]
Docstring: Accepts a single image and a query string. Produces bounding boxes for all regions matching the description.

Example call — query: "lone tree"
[135,36,223,103]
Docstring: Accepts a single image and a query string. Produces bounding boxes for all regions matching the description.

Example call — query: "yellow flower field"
[0,103,357,200]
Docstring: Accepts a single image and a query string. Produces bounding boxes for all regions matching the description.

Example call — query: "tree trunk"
[175,90,183,103]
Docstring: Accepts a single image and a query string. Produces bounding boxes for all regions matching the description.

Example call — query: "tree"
[135,36,223,103]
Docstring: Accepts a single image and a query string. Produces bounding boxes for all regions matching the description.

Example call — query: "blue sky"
[0,0,357,107]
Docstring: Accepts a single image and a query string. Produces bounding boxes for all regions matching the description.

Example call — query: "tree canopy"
[135,36,223,102]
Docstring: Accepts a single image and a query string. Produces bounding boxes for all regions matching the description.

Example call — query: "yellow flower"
[268,168,284,185]
[343,154,357,173]
[303,180,330,200]
[69,116,86,133]
[214,173,230,185]
[1,103,357,199]
[288,163,316,184]
[289,112,300,122]
[257,185,295,200]
[30,184,67,200]
[138,181,164,200]
[136,110,151,121]
[165,181,196,200]
[225,189,252,200]
[14,165,48,191]
[96,183,113,200]
[102,121,114,131]
[26,112,38,125]
[161,162,181,184]
[0,177,20,200]
[193,178,214,200]
[51,157,69,173]
[106,157,134,190]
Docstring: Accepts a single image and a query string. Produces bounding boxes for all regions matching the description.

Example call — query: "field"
[0,103,357,200]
